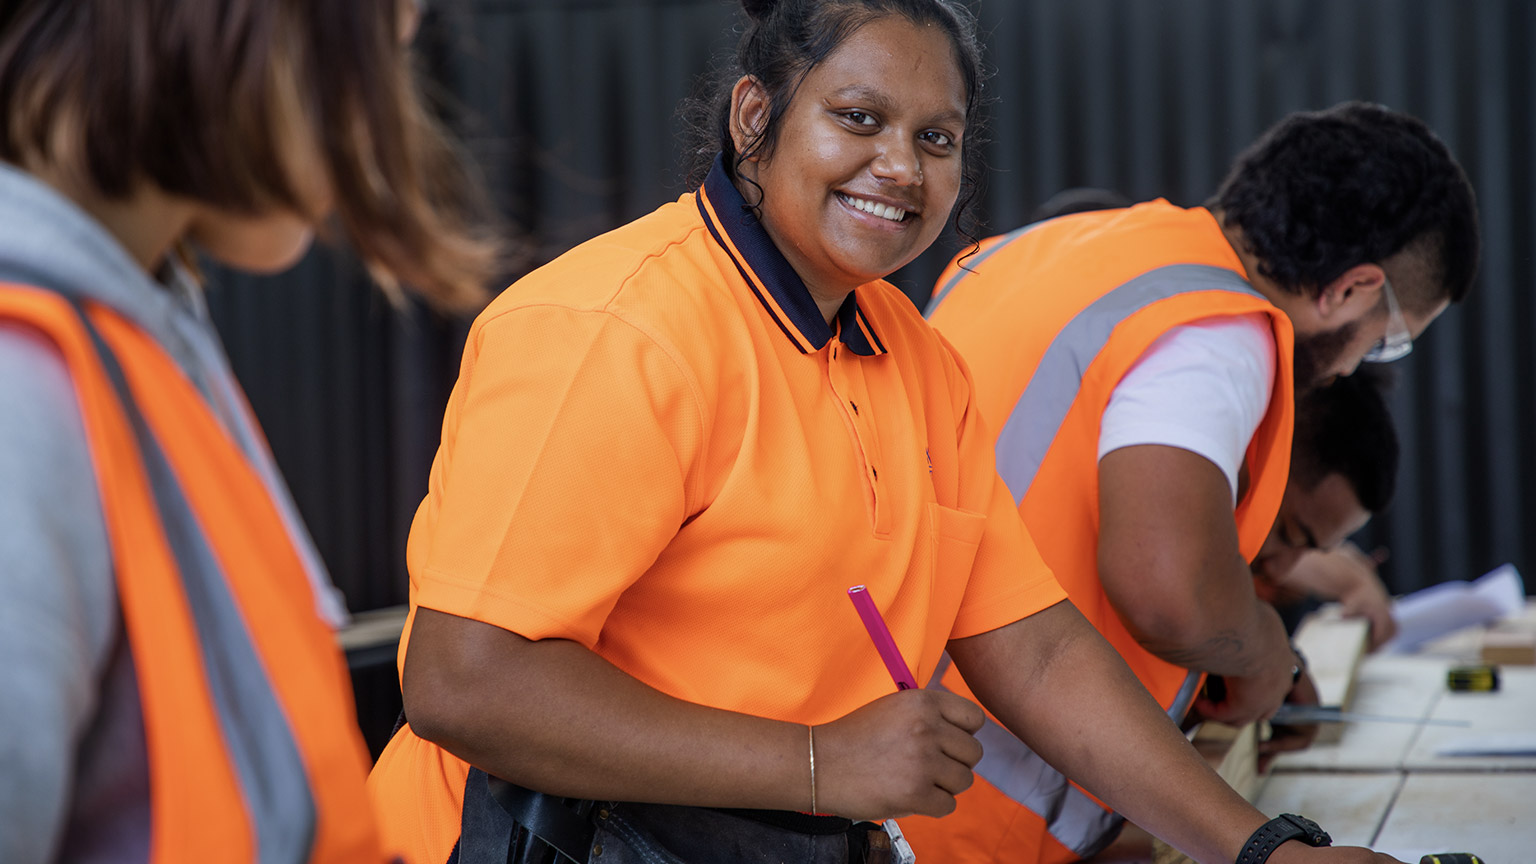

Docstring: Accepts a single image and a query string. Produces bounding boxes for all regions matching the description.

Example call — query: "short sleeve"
[410,306,705,648]
[1097,313,1275,502]
[936,335,1068,639]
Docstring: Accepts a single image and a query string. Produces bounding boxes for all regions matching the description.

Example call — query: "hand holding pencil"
[848,584,919,690]
[803,585,985,821]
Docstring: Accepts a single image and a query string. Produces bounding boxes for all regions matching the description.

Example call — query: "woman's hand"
[814,689,985,821]
[404,608,984,818]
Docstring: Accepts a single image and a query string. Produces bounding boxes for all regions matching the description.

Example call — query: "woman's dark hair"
[682,0,988,247]
[1291,368,1399,514]
[0,0,501,310]
[1210,101,1479,315]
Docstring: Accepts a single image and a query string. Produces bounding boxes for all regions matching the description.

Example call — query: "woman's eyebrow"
[827,85,965,127]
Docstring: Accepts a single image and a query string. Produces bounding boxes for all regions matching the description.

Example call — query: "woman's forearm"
[948,601,1267,864]
[400,607,988,822]
[402,608,811,810]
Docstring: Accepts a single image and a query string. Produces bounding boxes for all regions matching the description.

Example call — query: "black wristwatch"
[1235,813,1332,864]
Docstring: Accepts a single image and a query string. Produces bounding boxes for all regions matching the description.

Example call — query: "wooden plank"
[1150,836,1184,864]
[1292,611,1371,744]
[1480,628,1536,665]
[1295,610,1372,705]
[1252,773,1401,848]
[1199,721,1261,801]
[1374,773,1536,862]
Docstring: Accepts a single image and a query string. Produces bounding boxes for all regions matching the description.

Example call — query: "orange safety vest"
[0,283,386,863]
[905,201,1295,863]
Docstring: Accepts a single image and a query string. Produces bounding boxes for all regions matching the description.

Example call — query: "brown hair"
[0,0,501,310]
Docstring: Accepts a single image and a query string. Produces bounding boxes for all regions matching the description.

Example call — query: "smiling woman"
[731,16,966,319]
[366,3,1411,864]
[685,0,988,321]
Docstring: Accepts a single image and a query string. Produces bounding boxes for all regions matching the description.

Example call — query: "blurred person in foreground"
[0,1,499,861]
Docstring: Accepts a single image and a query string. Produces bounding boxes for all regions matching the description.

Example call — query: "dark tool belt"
[714,807,857,835]
[454,769,897,864]
[454,769,595,864]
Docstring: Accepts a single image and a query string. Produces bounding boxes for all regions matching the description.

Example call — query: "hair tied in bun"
[741,0,780,22]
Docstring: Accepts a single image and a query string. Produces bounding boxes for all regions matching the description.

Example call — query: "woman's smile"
[835,190,917,225]
[732,15,967,311]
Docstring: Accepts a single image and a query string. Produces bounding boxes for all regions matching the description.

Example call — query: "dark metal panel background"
[207,0,1534,612]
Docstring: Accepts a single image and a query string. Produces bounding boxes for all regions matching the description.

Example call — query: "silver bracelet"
[808,724,818,814]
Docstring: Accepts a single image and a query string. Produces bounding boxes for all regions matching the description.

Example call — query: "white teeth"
[841,193,908,222]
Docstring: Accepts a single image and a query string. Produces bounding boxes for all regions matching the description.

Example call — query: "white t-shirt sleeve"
[1097,313,1276,503]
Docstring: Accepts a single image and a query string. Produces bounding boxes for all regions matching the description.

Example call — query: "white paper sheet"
[1380,563,1526,654]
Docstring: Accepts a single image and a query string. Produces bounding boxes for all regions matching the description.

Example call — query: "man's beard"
[1292,319,1359,393]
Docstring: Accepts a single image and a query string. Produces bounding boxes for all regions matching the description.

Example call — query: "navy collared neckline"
[696,154,887,357]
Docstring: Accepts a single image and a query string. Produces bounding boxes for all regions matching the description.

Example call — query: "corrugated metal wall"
[208,0,1536,612]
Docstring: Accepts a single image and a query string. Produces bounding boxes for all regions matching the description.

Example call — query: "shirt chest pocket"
[924,501,987,591]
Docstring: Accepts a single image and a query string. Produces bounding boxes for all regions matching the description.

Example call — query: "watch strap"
[1235,813,1332,864]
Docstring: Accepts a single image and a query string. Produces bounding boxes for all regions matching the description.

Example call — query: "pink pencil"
[847,585,918,691]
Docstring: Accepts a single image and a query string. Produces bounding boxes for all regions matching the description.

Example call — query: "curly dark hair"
[1210,102,1479,315]
[1291,368,1399,513]
[680,0,988,247]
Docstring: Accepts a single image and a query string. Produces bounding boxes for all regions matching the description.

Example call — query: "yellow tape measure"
[1446,665,1499,692]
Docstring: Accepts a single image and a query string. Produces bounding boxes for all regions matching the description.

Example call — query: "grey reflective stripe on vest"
[936,660,1201,858]
[71,300,318,864]
[993,264,1263,505]
[1167,668,1202,720]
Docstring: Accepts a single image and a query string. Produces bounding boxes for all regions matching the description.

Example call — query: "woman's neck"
[811,291,847,326]
[21,158,192,274]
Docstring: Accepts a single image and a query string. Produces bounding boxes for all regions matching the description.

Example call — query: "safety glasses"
[1362,276,1412,363]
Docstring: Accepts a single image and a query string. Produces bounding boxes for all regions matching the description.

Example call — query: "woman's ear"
[729,75,770,161]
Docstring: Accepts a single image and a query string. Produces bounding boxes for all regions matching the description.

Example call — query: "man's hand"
[816,689,985,821]
[1282,544,1397,650]
[1258,668,1321,771]
[1192,648,1297,726]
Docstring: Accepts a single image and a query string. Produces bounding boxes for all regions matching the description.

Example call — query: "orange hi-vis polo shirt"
[900,201,1295,864]
[367,155,1067,864]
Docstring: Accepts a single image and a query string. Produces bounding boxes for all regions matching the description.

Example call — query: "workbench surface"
[1255,602,1536,860]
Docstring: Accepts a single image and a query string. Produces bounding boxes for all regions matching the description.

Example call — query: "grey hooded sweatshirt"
[0,162,347,863]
